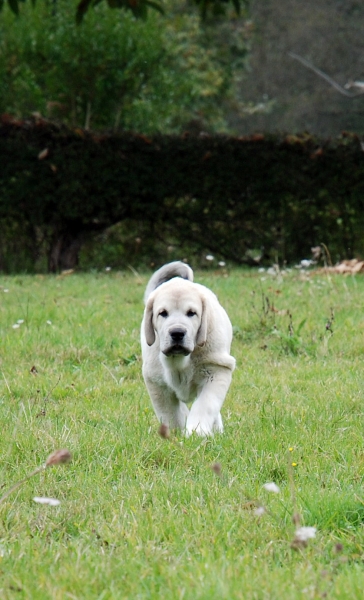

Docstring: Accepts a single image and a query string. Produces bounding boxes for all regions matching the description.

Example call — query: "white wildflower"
[17,319,24,324]
[4,289,9,293]
[12,323,20,329]
[105,266,111,272]
[254,506,266,517]
[205,255,214,261]
[46,320,52,325]
[33,497,61,506]
[263,482,280,493]
[295,526,317,541]
[218,261,226,267]
[300,259,314,269]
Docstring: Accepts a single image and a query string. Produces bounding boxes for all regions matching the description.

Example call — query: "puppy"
[141,262,235,436]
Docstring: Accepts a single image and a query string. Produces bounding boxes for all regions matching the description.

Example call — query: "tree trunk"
[48,229,84,272]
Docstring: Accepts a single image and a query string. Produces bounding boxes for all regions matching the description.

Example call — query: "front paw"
[185,420,222,437]
[185,422,209,437]
[185,411,223,437]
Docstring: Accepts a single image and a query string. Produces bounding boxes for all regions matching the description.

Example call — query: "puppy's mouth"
[163,344,191,357]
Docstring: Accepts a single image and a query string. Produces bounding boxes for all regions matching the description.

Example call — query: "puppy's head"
[144,279,207,356]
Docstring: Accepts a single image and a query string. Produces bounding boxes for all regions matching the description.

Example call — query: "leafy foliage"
[76,0,165,25]
[0,1,248,132]
[2,0,248,22]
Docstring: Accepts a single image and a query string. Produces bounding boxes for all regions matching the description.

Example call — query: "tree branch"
[288,52,364,98]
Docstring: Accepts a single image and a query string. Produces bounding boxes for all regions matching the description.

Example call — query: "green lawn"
[0,267,363,599]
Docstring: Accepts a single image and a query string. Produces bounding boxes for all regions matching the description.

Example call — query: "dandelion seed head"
[254,506,266,517]
[263,482,280,493]
[294,526,317,542]
[300,259,314,269]
[33,497,61,506]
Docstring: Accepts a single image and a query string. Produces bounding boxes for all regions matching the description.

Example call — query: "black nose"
[170,328,186,342]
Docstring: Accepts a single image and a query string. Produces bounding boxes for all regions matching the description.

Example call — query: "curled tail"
[144,261,193,304]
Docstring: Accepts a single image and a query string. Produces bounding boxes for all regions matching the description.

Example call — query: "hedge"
[1,115,364,271]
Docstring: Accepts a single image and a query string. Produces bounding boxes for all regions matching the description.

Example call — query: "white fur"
[141,262,235,436]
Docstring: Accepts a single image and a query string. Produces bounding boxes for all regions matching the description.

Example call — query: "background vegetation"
[0,268,363,598]
[1,121,364,273]
[1,1,363,274]
[0,0,250,133]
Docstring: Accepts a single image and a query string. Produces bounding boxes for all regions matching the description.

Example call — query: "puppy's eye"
[186,310,196,318]
[159,310,168,318]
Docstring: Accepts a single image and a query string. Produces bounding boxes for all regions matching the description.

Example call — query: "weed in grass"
[0,449,72,506]
[242,280,337,358]
[271,312,308,355]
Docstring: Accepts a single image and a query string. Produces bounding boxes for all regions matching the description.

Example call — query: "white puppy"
[141,261,235,436]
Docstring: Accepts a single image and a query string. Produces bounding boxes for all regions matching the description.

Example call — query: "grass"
[0,266,364,599]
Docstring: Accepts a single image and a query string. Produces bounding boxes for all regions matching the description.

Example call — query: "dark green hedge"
[1,115,364,271]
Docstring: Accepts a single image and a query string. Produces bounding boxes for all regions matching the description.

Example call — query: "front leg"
[186,368,232,436]
[144,378,190,430]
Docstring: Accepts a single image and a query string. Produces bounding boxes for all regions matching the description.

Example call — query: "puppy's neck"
[160,354,196,403]
[161,353,191,371]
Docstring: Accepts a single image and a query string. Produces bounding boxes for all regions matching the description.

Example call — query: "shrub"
[1,120,363,271]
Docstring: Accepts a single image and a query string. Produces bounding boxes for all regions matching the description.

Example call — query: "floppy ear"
[196,297,208,346]
[144,298,156,346]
